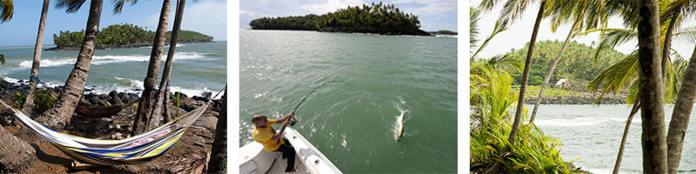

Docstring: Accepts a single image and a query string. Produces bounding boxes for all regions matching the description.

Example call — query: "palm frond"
[0,53,5,65]
[0,0,13,23]
[471,7,482,49]
[112,0,137,14]
[56,0,87,14]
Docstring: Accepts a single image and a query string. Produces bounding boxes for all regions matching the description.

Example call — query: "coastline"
[525,94,627,105]
[44,41,215,51]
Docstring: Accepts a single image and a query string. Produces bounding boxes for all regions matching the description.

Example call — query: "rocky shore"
[44,41,214,51]
[0,79,223,173]
[318,27,431,36]
[525,94,628,105]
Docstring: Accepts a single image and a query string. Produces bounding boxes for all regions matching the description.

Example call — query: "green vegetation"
[508,40,625,87]
[249,15,320,30]
[14,88,56,112]
[52,23,213,49]
[514,85,583,98]
[471,58,576,173]
[429,30,457,35]
[249,2,425,34]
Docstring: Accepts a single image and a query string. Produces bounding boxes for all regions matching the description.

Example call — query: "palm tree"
[478,0,547,172]
[133,0,173,134]
[33,0,104,131]
[21,0,50,116]
[663,1,696,173]
[151,0,186,124]
[207,87,226,174]
[528,0,608,123]
[636,0,668,172]
[0,1,37,172]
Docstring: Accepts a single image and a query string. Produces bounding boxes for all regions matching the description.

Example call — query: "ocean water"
[531,104,696,173]
[239,30,457,173]
[0,42,227,98]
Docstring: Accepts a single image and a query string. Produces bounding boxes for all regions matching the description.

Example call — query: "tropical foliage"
[249,2,421,31]
[53,23,213,48]
[470,58,575,173]
[249,15,320,30]
[508,40,625,86]
[14,89,56,113]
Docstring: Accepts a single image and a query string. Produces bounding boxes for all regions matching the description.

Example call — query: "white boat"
[239,128,343,174]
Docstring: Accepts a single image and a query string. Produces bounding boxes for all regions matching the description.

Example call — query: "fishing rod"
[289,81,350,126]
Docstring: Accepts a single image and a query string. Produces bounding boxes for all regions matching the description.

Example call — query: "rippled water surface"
[0,42,227,97]
[240,30,457,173]
[531,104,696,173]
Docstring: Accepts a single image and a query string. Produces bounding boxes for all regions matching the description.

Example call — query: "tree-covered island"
[249,2,431,36]
[50,23,214,50]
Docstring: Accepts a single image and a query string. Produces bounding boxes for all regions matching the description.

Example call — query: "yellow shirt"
[252,119,285,151]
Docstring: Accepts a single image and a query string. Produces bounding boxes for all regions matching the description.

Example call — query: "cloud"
[139,1,227,40]
[403,0,456,16]
[301,0,364,14]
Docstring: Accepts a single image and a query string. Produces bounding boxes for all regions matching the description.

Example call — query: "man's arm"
[275,113,295,124]
[270,120,290,141]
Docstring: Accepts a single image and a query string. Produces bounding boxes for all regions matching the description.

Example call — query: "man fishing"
[252,113,298,173]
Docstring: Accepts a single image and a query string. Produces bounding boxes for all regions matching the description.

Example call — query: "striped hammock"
[0,99,208,166]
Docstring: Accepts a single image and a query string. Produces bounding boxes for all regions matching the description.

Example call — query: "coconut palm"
[662,1,696,173]
[528,0,608,123]
[478,0,548,172]
[33,0,104,131]
[149,0,186,128]
[636,0,667,171]
[21,0,50,116]
[133,0,173,134]
[0,1,37,172]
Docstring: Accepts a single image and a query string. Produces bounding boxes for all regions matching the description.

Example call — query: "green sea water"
[239,30,457,173]
[0,42,227,98]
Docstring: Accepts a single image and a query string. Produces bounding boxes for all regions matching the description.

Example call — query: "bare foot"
[290,166,298,173]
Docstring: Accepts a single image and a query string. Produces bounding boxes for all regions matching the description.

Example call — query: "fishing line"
[290,81,350,126]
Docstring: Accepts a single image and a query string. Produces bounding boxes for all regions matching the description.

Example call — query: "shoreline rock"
[318,27,431,36]
[44,41,215,51]
[525,94,627,105]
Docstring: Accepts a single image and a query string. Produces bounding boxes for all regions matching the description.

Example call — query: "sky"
[239,0,458,32]
[0,0,226,47]
[469,0,696,59]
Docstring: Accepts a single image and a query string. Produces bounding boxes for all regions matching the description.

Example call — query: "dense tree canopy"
[249,2,424,34]
[52,23,213,49]
[509,40,625,86]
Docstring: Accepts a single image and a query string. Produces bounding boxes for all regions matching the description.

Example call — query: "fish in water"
[396,110,408,141]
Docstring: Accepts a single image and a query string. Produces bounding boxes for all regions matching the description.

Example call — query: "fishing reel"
[290,117,298,126]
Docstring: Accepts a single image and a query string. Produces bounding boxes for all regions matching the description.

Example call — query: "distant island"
[429,30,457,35]
[49,23,213,50]
[249,2,431,36]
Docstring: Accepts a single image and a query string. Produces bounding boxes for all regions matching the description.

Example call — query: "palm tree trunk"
[529,16,580,124]
[207,87,226,174]
[662,9,679,83]
[485,1,545,173]
[154,0,185,124]
[133,0,171,134]
[636,0,668,173]
[666,45,696,174]
[612,99,640,174]
[34,0,103,131]
[21,0,49,116]
[0,125,36,172]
